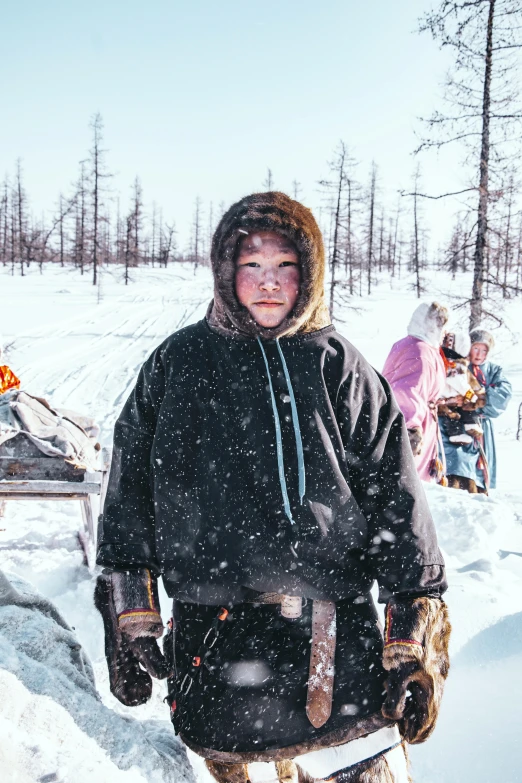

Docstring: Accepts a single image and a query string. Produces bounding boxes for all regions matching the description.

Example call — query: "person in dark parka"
[95,193,450,783]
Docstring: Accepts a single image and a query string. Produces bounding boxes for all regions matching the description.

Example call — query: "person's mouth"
[253,300,284,308]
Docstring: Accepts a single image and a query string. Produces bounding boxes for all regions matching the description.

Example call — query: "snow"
[1,263,522,782]
[0,572,195,783]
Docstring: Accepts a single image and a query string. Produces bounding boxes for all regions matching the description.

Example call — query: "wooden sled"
[0,435,111,570]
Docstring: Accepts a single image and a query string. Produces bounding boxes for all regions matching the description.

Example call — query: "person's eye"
[280,261,298,267]
[244,262,260,268]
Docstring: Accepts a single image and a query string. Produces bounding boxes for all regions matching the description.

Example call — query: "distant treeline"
[2,108,522,325]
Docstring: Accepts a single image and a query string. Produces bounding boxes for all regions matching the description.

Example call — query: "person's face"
[442,333,455,350]
[470,342,489,365]
[235,231,300,328]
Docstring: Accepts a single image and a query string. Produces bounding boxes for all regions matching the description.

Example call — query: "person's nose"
[259,268,280,292]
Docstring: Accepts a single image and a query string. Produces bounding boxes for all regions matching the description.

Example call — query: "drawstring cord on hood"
[276,340,306,503]
[257,337,306,524]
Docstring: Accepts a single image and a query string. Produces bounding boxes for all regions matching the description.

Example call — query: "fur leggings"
[205,744,411,783]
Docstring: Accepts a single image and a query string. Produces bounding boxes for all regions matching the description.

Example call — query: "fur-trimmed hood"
[207,192,331,339]
[470,327,495,354]
[443,330,471,359]
[407,302,449,349]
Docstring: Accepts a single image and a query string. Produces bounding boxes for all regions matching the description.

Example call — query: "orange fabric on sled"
[0,365,21,394]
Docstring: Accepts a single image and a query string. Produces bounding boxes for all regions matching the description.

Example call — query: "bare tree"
[131,176,143,266]
[159,220,176,267]
[263,168,274,190]
[515,211,522,291]
[366,162,378,295]
[207,201,214,263]
[419,0,522,328]
[319,142,348,318]
[391,196,402,278]
[150,201,157,267]
[343,174,360,295]
[377,210,385,273]
[74,162,88,274]
[88,113,111,286]
[501,173,515,296]
[411,165,423,298]
[15,160,27,276]
[10,199,16,276]
[124,214,133,285]
[191,196,203,269]
[0,177,8,266]
[292,180,302,200]
[58,194,66,267]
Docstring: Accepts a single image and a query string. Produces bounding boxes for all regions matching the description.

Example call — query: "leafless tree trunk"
[345,177,355,295]
[91,116,101,285]
[1,179,8,266]
[75,162,87,274]
[124,214,132,285]
[366,163,377,295]
[329,145,346,316]
[192,196,202,271]
[151,201,157,268]
[207,201,214,264]
[515,213,522,292]
[412,167,422,298]
[419,0,522,327]
[378,210,385,273]
[16,160,26,277]
[10,200,16,276]
[470,0,495,328]
[501,174,515,297]
[319,142,353,317]
[160,221,176,267]
[263,169,274,190]
[292,180,302,200]
[131,176,143,267]
[59,194,65,267]
[88,113,110,286]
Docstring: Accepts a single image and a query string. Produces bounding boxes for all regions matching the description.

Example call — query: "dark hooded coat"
[97,192,446,759]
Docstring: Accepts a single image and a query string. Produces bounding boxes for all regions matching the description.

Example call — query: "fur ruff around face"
[382,597,451,745]
[469,327,495,354]
[407,302,449,349]
[207,192,331,339]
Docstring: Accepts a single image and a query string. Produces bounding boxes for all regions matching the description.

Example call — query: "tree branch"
[399,187,476,200]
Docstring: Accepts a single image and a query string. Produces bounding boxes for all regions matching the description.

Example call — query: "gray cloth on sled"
[0,388,99,469]
[0,570,195,783]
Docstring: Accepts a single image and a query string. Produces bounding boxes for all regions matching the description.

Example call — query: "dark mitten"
[407,426,423,456]
[381,596,451,744]
[94,569,171,706]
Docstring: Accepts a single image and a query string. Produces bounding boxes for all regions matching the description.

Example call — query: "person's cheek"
[283,269,300,304]
[235,269,257,304]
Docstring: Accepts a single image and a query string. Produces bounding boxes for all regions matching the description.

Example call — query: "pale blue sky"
[1,0,463,249]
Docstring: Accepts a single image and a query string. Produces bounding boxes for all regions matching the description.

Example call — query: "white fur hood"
[407,302,449,349]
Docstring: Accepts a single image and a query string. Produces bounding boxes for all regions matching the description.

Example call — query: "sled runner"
[0,434,111,569]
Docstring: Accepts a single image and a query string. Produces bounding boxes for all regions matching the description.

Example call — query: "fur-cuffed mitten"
[381,596,451,744]
[407,427,423,456]
[94,569,171,706]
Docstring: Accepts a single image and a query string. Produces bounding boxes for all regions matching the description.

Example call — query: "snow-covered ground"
[1,263,521,783]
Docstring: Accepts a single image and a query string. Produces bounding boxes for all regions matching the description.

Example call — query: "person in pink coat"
[382,302,448,482]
